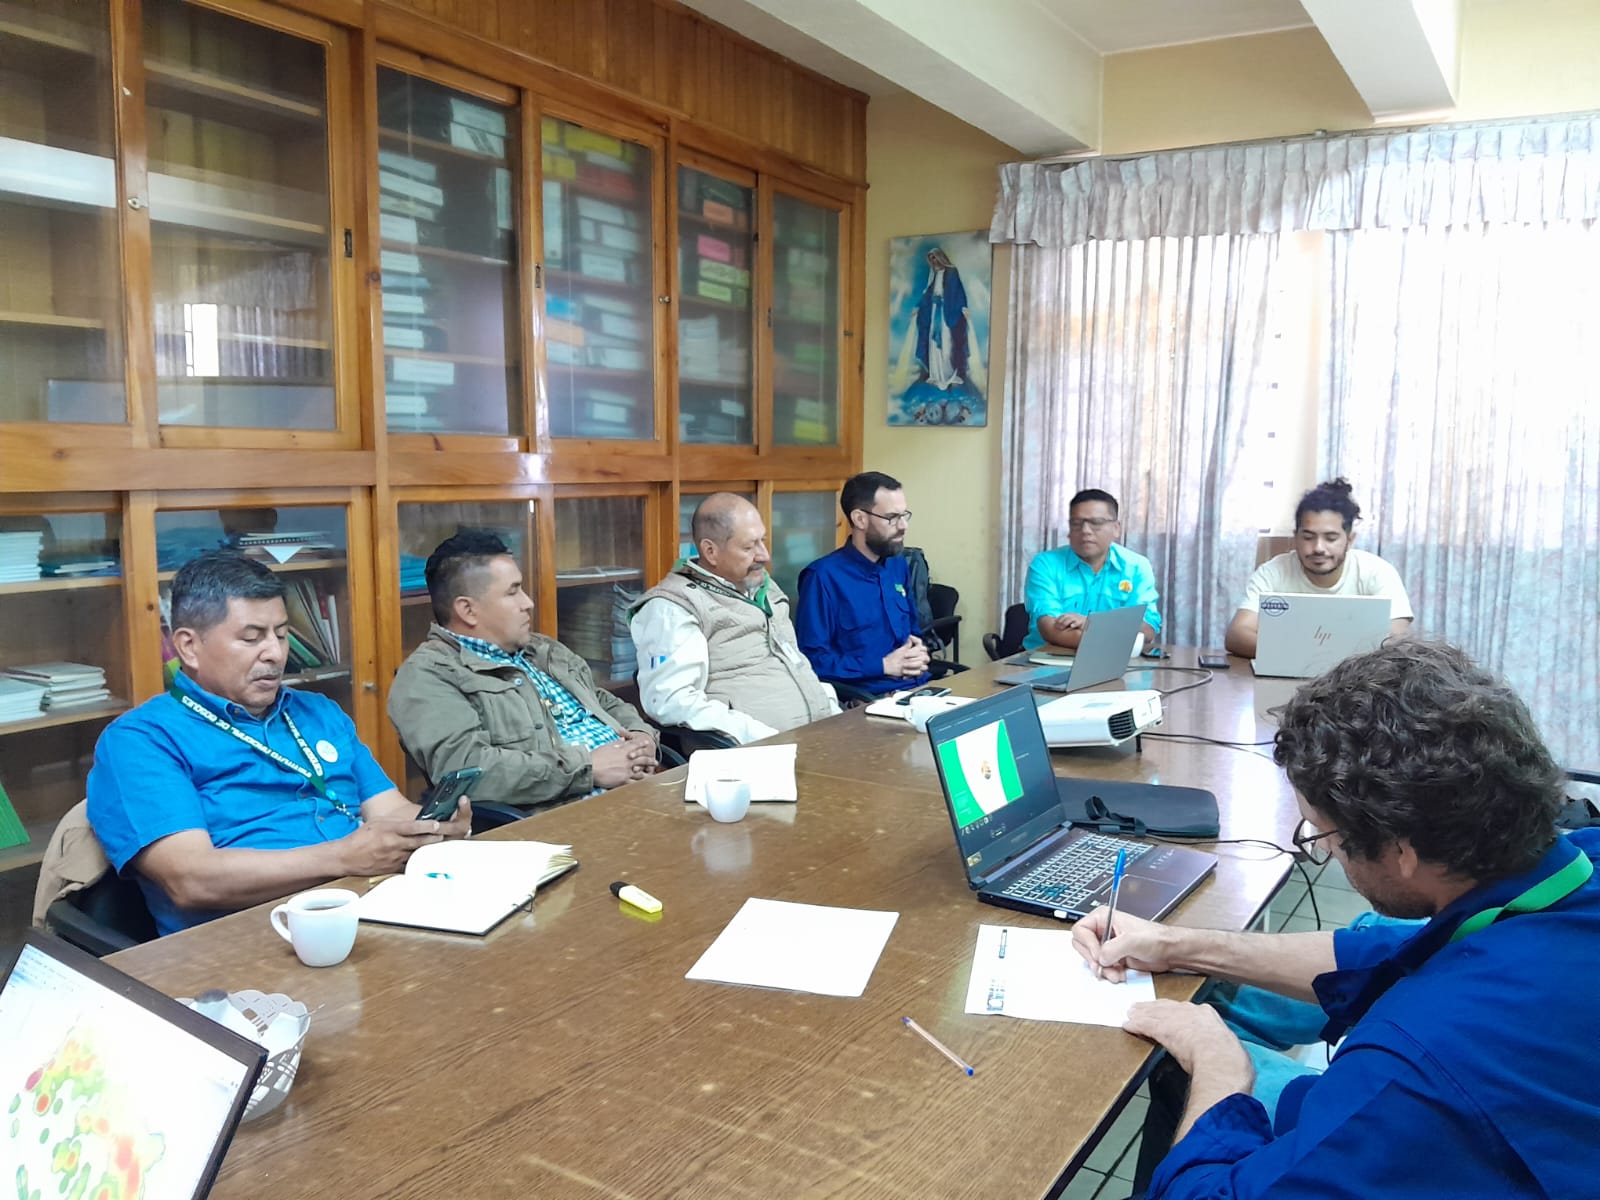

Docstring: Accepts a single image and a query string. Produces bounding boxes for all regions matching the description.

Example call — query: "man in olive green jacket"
[388,531,656,811]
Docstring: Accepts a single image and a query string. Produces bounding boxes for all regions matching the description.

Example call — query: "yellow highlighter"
[610,880,663,914]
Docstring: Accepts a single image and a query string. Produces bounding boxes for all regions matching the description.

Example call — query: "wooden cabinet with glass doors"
[770,190,844,448]
[0,496,130,870]
[552,491,651,690]
[768,485,844,600]
[675,161,756,446]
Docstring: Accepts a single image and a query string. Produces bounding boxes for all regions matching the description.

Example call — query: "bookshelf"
[770,189,844,448]
[769,486,845,599]
[541,114,659,443]
[376,65,523,438]
[0,0,864,880]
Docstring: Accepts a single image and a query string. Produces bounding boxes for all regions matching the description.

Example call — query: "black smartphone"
[416,766,482,821]
[1198,652,1231,669]
[896,685,952,705]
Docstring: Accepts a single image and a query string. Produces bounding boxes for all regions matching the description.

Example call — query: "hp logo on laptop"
[1261,596,1290,615]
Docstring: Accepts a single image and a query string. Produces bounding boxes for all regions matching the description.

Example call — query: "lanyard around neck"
[175,689,329,799]
[1449,849,1593,942]
[687,568,772,617]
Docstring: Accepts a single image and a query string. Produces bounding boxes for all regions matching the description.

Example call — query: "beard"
[865,528,904,558]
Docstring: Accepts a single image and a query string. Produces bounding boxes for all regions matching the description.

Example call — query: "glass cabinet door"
[142,0,335,429]
[0,1,127,424]
[676,165,754,444]
[396,500,537,656]
[377,69,521,436]
[541,116,655,440]
[154,503,353,712]
[677,489,753,559]
[768,489,839,598]
[0,505,127,867]
[770,192,842,447]
[553,496,645,686]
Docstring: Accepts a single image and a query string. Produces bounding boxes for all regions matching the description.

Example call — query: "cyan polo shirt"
[1021,542,1162,650]
[87,671,393,936]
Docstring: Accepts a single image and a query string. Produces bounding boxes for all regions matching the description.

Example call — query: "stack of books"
[2,662,109,710]
[0,531,44,583]
[0,676,47,722]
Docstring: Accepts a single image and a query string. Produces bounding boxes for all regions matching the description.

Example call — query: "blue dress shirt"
[1149,829,1600,1199]
[795,543,930,695]
[87,672,394,936]
[1022,542,1162,650]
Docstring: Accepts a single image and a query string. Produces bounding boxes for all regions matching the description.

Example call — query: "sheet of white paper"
[260,543,306,564]
[686,898,898,997]
[963,924,1154,1026]
[683,744,799,803]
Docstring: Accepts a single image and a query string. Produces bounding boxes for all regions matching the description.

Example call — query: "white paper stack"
[2,662,110,709]
[0,676,46,722]
[0,531,44,582]
[683,743,799,803]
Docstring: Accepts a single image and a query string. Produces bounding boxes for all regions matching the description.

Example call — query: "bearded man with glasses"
[1070,639,1599,1199]
[1022,488,1162,652]
[795,470,934,696]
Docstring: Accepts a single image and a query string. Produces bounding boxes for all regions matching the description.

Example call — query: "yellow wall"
[863,92,1017,655]
[1454,0,1600,121]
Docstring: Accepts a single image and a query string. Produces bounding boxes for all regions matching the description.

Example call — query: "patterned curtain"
[1321,222,1600,766]
[999,233,1278,649]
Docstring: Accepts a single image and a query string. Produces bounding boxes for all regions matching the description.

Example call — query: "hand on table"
[593,735,655,788]
[1122,999,1253,1081]
[1051,613,1087,634]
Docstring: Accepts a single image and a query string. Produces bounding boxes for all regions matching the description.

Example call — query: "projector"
[1036,690,1163,747]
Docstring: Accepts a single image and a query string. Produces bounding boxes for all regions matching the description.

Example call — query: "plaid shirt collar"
[453,631,528,670]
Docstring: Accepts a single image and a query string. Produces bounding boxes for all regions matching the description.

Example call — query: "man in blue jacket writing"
[1073,638,1599,1199]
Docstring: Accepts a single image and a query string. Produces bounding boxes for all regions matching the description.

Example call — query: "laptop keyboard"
[998,834,1153,911]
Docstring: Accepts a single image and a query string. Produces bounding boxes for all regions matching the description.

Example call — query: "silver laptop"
[994,603,1148,693]
[0,931,265,1197]
[926,686,1216,922]
[1253,592,1391,678]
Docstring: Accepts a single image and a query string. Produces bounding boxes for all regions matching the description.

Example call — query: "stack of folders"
[0,531,44,582]
[0,676,47,722]
[2,663,109,710]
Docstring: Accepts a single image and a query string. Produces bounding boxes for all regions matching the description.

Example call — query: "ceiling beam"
[1302,0,1460,118]
[680,0,1102,154]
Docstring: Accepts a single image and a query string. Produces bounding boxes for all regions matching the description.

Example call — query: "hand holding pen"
[1070,901,1171,984]
[1095,848,1128,980]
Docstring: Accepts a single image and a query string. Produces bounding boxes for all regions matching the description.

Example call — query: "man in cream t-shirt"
[1224,478,1413,658]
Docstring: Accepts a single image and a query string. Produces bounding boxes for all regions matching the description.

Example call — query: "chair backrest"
[927,583,958,621]
[47,870,158,957]
[985,602,1029,660]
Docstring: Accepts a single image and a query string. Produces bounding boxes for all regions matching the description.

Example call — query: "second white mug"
[703,778,752,823]
[270,887,360,968]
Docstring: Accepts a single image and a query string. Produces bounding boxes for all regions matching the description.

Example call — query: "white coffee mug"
[906,695,951,733]
[703,778,752,823]
[270,887,359,968]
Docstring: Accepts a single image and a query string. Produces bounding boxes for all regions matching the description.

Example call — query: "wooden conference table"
[109,651,1300,1200]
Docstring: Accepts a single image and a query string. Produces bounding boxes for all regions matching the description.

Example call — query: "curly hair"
[1294,476,1361,532]
[1273,640,1562,881]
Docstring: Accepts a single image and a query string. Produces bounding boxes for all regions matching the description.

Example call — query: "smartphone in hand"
[416,766,482,821]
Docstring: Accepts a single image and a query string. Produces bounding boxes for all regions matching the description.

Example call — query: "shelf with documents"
[144,60,324,129]
[0,576,120,596]
[0,699,130,736]
[381,241,511,270]
[376,125,502,165]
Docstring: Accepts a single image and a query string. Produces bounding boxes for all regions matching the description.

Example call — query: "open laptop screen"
[0,931,263,1199]
[927,686,1069,880]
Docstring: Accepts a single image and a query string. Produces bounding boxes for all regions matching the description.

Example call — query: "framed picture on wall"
[887,230,992,426]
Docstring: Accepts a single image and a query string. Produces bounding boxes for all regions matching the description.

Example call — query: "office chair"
[651,722,739,759]
[46,871,158,958]
[983,603,1029,661]
[1559,766,1600,829]
[926,583,962,662]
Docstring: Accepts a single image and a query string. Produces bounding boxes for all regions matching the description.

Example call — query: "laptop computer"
[0,930,265,1198]
[1252,592,1391,678]
[925,686,1217,922]
[993,603,1148,693]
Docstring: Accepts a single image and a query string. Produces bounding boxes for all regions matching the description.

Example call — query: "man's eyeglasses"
[864,510,913,527]
[1292,818,1340,865]
[1067,517,1117,532]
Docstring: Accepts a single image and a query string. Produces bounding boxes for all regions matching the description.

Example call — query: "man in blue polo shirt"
[1072,639,1600,1199]
[1022,488,1160,651]
[88,550,469,936]
[795,471,930,696]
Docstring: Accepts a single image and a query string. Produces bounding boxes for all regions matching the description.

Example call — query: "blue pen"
[1097,848,1129,980]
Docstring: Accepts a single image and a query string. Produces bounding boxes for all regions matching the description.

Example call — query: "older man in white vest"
[630,493,839,743]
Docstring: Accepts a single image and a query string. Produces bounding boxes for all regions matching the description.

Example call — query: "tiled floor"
[1056,855,1365,1198]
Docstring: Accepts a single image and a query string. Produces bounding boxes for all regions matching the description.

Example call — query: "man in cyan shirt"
[1022,488,1161,651]
[1225,477,1413,657]
[795,471,930,696]
[1073,639,1598,1199]
[88,551,469,936]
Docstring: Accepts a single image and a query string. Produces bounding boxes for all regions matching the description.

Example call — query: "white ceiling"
[1038,0,1313,55]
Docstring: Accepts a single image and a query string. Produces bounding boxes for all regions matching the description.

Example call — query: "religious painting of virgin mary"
[887,230,992,426]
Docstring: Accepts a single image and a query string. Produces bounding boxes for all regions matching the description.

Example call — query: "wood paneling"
[380,0,869,184]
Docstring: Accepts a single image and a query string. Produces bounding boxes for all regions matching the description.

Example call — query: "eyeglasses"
[863,510,913,527]
[1292,818,1341,865]
[1067,517,1117,532]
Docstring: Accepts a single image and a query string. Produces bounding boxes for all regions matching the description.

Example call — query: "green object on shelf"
[0,776,27,852]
